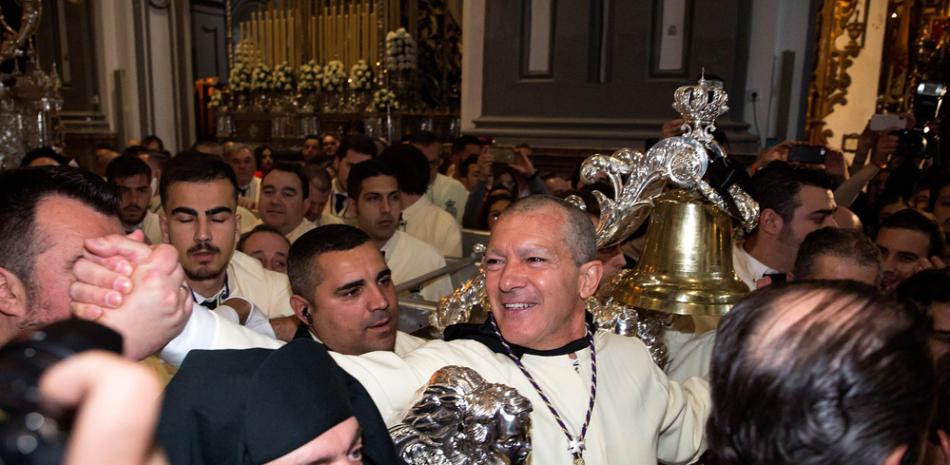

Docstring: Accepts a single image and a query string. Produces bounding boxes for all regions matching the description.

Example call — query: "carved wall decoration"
[804,0,872,145]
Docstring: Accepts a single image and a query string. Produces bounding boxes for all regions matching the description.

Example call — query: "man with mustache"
[347,160,452,302]
[160,152,298,340]
[105,154,162,244]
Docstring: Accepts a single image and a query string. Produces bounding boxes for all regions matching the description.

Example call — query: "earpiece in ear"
[302,306,313,326]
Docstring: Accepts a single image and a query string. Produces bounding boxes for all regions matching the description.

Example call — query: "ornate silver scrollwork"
[433,244,489,333]
[389,366,533,465]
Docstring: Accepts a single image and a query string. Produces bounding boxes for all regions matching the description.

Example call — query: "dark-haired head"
[708,280,935,465]
[106,154,152,184]
[451,135,482,155]
[379,144,430,195]
[897,268,950,362]
[159,151,238,205]
[878,208,944,258]
[793,227,882,286]
[287,225,372,296]
[141,135,165,152]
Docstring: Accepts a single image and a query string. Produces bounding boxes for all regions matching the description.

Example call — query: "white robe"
[401,195,463,258]
[330,333,709,465]
[226,250,295,319]
[382,230,453,302]
[732,242,777,291]
[426,173,469,224]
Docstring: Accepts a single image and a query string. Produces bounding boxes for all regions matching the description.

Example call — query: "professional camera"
[897,81,946,159]
[0,320,122,465]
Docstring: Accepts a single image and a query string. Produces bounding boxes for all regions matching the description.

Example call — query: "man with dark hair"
[224,143,261,211]
[380,144,462,257]
[302,134,322,161]
[323,134,378,224]
[346,160,452,302]
[410,131,468,223]
[303,164,332,224]
[792,227,882,286]
[161,153,297,340]
[104,194,708,465]
[875,208,945,292]
[449,135,483,180]
[141,135,164,152]
[735,161,838,288]
[238,224,291,273]
[320,132,341,158]
[287,224,424,356]
[259,162,315,243]
[105,154,162,244]
[122,145,150,160]
[93,143,119,176]
[707,281,935,465]
[0,166,192,358]
[458,154,480,191]
[897,268,950,362]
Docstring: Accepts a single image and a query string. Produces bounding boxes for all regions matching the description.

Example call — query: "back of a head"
[379,144,430,195]
[879,208,944,258]
[708,281,934,465]
[451,135,482,154]
[141,135,165,151]
[336,134,378,160]
[896,268,950,309]
[793,227,882,281]
[20,147,66,167]
[287,224,372,296]
[0,166,119,284]
[106,154,152,184]
[408,130,440,147]
[499,195,597,265]
[750,161,833,224]
[159,152,238,204]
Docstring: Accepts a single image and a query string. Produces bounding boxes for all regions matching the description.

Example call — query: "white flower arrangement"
[207,89,228,111]
[272,62,295,92]
[349,59,374,92]
[384,28,417,72]
[250,63,275,92]
[228,62,252,93]
[322,60,348,92]
[372,88,399,111]
[297,59,323,92]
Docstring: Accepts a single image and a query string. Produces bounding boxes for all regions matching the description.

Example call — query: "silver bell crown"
[672,73,730,145]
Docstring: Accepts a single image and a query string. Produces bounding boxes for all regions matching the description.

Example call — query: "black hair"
[253,145,272,169]
[141,135,165,151]
[159,151,239,204]
[708,280,935,465]
[287,224,372,295]
[346,160,398,200]
[264,162,310,199]
[478,191,515,230]
[928,169,950,212]
[750,161,834,224]
[379,144,430,195]
[122,145,150,159]
[793,227,882,280]
[0,167,119,299]
[451,135,482,155]
[94,143,118,152]
[20,147,66,167]
[408,130,440,146]
[303,134,321,143]
[106,154,152,184]
[878,208,944,258]
[459,155,479,178]
[238,224,291,253]
[896,268,950,309]
[335,134,378,160]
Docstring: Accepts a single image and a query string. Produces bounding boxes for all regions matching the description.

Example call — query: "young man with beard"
[105,155,163,244]
[347,160,453,302]
[160,153,298,340]
[736,161,839,289]
[259,163,316,244]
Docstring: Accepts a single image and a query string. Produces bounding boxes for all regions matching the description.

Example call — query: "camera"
[897,81,945,159]
[0,320,122,465]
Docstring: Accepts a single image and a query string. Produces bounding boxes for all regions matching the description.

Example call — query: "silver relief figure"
[389,366,533,465]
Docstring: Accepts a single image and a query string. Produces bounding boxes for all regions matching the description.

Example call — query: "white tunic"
[401,195,463,258]
[141,210,164,245]
[426,173,469,224]
[226,250,295,319]
[664,329,716,382]
[319,179,355,225]
[731,242,777,290]
[330,334,709,465]
[285,218,317,244]
[239,176,262,207]
[381,231,453,302]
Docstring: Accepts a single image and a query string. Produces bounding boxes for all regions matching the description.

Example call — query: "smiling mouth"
[366,317,392,331]
[503,303,536,310]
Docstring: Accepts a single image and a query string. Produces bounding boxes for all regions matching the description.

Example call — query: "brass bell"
[611,188,749,317]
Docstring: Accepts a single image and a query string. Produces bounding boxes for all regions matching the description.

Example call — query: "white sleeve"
[160,302,283,367]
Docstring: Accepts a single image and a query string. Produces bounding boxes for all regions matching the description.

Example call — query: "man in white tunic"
[380,144,463,258]
[258,163,316,244]
[321,135,378,225]
[410,131,469,224]
[347,159,453,302]
[224,143,261,211]
[75,195,709,465]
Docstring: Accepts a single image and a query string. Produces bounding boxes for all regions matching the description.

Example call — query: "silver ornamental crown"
[672,76,729,144]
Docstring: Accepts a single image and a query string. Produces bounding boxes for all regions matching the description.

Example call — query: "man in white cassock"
[73,195,710,465]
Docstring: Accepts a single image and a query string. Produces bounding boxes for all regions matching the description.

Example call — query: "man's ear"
[0,267,28,318]
[289,294,313,326]
[881,444,907,465]
[759,208,784,237]
[577,260,604,300]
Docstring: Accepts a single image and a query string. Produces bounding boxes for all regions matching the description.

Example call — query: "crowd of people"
[0,115,947,465]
